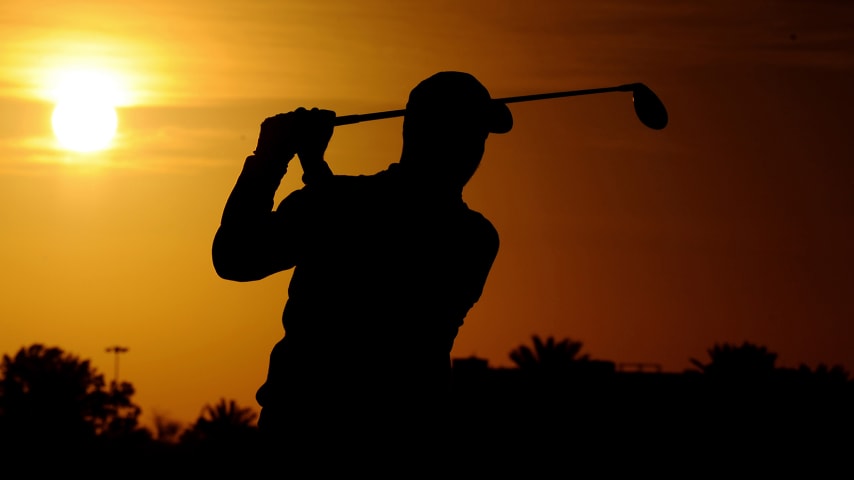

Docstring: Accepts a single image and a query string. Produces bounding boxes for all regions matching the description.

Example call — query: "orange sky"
[2,0,853,429]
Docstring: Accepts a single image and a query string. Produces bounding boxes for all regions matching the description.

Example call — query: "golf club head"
[632,84,668,130]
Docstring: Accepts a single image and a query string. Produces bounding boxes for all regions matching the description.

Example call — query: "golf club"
[333,82,668,130]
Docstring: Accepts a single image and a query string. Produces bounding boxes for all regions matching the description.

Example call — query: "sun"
[50,69,122,153]
[52,99,117,153]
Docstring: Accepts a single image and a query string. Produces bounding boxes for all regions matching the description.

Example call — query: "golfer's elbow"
[212,255,258,282]
[212,231,264,282]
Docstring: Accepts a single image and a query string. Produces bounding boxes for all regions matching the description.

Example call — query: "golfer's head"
[402,72,512,188]
[404,71,512,139]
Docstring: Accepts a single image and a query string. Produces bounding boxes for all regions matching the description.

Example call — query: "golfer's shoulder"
[327,172,381,191]
[274,174,357,211]
[297,173,370,197]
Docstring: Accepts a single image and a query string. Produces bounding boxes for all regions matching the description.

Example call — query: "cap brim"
[489,102,513,134]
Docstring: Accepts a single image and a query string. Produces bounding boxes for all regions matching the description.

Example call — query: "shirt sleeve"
[212,154,305,281]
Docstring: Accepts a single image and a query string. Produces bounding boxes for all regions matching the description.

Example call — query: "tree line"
[1,337,851,468]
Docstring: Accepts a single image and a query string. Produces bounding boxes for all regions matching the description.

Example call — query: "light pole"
[105,345,129,388]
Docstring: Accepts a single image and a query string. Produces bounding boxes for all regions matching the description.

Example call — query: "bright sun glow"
[50,69,123,153]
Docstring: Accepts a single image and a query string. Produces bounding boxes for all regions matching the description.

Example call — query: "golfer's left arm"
[212,153,295,281]
[212,108,335,281]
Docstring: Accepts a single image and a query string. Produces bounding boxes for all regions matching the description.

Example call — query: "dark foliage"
[0,344,145,452]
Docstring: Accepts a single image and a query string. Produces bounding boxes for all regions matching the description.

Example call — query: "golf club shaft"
[333,83,638,126]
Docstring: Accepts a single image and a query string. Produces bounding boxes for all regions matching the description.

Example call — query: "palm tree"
[509,335,590,372]
[795,363,852,387]
[504,335,610,441]
[201,398,258,429]
[180,398,258,447]
[689,341,778,380]
[151,411,185,444]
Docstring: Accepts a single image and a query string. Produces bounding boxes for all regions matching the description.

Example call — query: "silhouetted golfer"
[212,71,512,461]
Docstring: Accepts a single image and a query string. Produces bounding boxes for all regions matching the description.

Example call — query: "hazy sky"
[2,0,852,428]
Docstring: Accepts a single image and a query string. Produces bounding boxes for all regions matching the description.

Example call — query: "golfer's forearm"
[220,154,289,224]
[298,153,333,185]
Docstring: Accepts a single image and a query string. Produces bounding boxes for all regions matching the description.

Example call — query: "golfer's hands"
[294,107,335,161]
[292,108,335,185]
[254,107,336,160]
[255,111,297,160]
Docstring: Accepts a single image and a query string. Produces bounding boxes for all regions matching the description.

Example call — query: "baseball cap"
[405,71,513,134]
